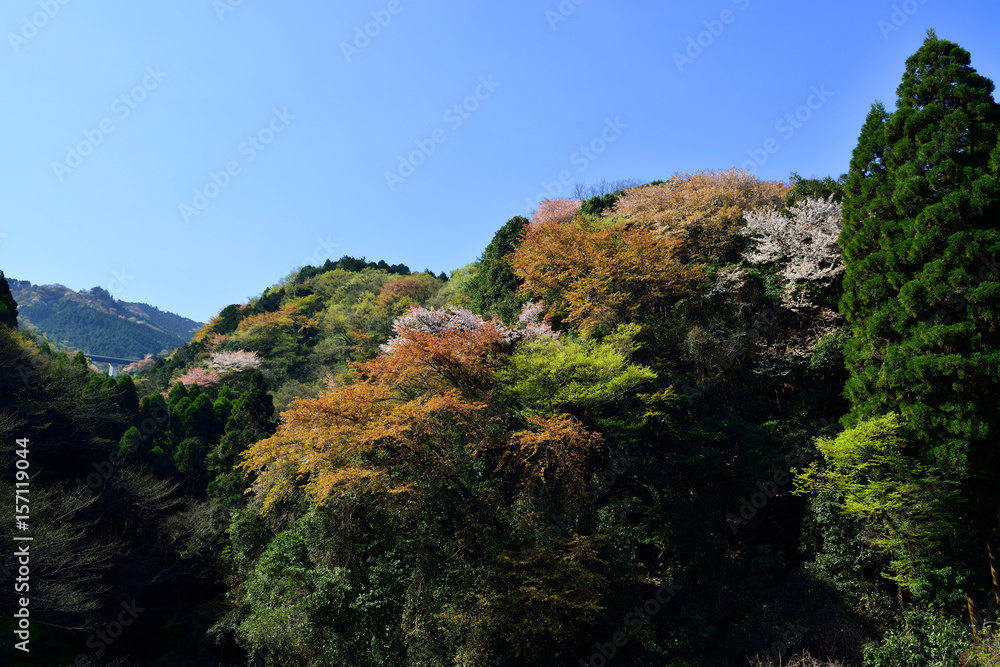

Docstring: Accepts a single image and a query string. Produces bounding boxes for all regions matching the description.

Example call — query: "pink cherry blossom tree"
[176,367,221,387]
[530,198,581,226]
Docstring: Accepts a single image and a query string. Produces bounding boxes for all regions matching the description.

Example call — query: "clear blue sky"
[1,0,997,323]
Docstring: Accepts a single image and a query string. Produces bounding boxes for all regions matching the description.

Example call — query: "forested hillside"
[4,31,1000,667]
[9,281,202,359]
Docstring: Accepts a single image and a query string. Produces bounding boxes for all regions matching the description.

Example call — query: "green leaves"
[795,413,961,588]
[840,33,1000,503]
[468,215,529,323]
[498,324,656,419]
[0,270,18,328]
[238,524,353,666]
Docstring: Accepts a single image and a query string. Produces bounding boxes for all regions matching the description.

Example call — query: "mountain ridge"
[9,278,204,359]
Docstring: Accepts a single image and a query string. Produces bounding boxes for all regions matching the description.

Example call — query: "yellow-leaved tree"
[511,215,702,338]
[611,168,789,262]
[238,305,626,662]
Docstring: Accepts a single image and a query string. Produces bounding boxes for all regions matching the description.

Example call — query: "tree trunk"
[965,585,985,636]
[988,538,1000,607]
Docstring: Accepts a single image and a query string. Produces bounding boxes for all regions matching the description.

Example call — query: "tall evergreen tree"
[840,102,896,422]
[0,270,17,328]
[838,30,1000,625]
[207,370,275,505]
[468,215,529,323]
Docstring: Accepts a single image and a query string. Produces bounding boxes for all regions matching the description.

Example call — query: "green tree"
[468,216,529,322]
[116,373,140,416]
[579,192,621,215]
[179,393,222,444]
[0,270,17,328]
[795,413,961,589]
[207,371,276,505]
[498,323,656,421]
[837,30,1000,627]
[167,381,188,406]
[236,523,353,666]
[174,437,206,477]
[784,172,846,206]
[840,102,895,419]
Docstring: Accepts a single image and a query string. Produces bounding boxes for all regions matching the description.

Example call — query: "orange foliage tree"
[376,273,438,309]
[240,318,497,510]
[239,304,613,660]
[240,305,582,511]
[510,215,703,337]
[235,298,319,337]
[611,168,789,262]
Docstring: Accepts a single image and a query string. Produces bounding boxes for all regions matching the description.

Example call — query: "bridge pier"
[85,355,140,376]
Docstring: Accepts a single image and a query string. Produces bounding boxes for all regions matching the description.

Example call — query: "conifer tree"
[840,102,896,421]
[0,270,17,329]
[468,216,529,323]
[207,371,275,505]
[838,30,1000,625]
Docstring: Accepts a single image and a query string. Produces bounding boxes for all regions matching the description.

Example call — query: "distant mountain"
[8,280,203,359]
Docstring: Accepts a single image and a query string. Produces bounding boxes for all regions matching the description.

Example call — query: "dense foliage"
[814,29,1000,631]
[0,271,17,328]
[8,280,202,359]
[467,216,529,323]
[6,32,1000,667]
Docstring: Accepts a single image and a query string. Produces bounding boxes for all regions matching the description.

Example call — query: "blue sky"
[0,0,997,323]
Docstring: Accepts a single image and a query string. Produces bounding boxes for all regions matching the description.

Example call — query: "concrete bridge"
[85,354,140,377]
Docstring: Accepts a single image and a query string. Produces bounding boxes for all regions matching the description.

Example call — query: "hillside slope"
[9,279,203,358]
